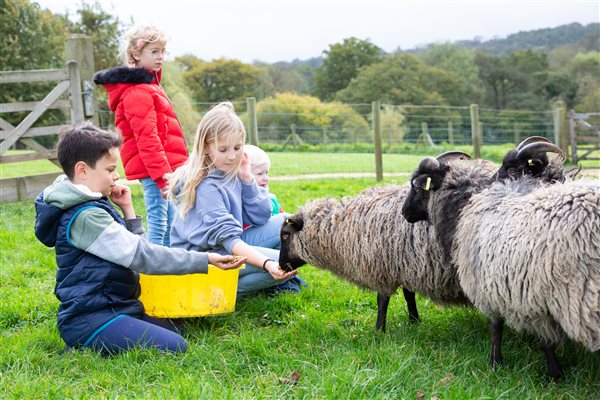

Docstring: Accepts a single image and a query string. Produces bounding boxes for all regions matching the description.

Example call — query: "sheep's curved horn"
[517,142,564,161]
[436,151,471,165]
[516,136,551,151]
[418,156,440,170]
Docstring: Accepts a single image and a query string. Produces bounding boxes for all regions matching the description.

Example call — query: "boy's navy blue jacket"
[34,176,211,347]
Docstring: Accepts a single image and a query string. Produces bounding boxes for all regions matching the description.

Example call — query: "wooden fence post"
[568,109,577,163]
[246,97,258,145]
[322,126,328,148]
[552,100,568,155]
[67,61,84,125]
[416,122,433,147]
[64,34,98,124]
[470,104,481,159]
[514,122,521,145]
[372,101,383,182]
[447,121,454,145]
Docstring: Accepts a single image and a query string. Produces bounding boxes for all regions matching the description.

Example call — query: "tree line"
[2,1,598,140]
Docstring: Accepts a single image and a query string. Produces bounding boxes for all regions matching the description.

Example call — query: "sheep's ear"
[285,215,304,231]
[412,175,432,191]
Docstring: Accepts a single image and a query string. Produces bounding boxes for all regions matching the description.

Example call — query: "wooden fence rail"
[0,61,84,202]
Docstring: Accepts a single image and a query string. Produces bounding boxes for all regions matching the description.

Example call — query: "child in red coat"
[94,25,186,246]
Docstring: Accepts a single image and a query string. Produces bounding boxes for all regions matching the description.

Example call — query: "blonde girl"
[94,25,186,246]
[169,102,306,296]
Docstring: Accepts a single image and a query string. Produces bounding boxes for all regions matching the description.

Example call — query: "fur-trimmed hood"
[93,67,162,112]
[93,66,159,85]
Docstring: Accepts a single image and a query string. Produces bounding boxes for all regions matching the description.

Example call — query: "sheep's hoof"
[548,367,563,381]
[489,355,503,369]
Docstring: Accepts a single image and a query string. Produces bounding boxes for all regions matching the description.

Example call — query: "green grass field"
[1,145,598,180]
[1,152,599,398]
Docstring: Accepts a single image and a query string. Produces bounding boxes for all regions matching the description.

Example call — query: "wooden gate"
[0,61,84,202]
[568,111,600,164]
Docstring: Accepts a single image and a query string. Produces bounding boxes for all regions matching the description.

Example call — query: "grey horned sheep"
[402,154,599,380]
[280,138,567,333]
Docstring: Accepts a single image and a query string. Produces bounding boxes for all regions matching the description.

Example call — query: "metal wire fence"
[98,100,556,149]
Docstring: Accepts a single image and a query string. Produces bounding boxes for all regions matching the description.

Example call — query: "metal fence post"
[372,101,383,182]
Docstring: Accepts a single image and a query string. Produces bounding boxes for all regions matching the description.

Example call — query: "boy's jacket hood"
[34,175,103,247]
[92,66,161,112]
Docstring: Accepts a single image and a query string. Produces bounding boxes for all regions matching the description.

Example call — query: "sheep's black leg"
[402,288,420,324]
[542,343,563,380]
[375,293,390,332]
[490,317,504,368]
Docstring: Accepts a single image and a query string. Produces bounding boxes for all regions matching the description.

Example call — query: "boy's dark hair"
[57,122,122,178]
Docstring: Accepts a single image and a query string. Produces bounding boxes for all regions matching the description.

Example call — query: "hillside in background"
[272,22,599,69]
[440,22,598,55]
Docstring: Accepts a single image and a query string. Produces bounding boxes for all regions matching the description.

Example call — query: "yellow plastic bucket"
[139,265,244,318]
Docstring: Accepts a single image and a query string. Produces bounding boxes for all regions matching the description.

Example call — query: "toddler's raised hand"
[237,152,253,184]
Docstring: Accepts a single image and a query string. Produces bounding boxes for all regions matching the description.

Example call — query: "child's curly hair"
[120,25,168,66]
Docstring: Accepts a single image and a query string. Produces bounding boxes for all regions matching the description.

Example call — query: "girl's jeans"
[140,178,175,246]
[237,212,287,297]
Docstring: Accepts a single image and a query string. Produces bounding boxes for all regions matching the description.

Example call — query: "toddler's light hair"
[244,144,271,170]
[119,25,168,66]
[170,102,247,216]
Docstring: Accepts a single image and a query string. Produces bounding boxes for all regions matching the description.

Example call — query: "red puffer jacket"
[93,67,188,188]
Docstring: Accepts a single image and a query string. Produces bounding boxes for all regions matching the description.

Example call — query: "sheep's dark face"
[493,137,563,182]
[494,150,549,181]
[402,157,447,223]
[279,215,306,272]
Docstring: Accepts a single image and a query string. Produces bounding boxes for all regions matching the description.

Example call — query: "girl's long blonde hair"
[170,102,246,216]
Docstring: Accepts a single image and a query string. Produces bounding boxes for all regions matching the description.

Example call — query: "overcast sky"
[36,0,599,64]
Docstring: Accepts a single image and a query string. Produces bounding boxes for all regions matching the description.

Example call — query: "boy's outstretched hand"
[209,254,247,270]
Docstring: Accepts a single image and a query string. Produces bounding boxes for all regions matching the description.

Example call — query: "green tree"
[314,37,383,101]
[160,61,202,141]
[266,64,311,95]
[380,105,408,146]
[0,0,68,72]
[336,53,461,106]
[251,62,311,99]
[476,49,554,110]
[537,71,578,107]
[418,43,484,104]
[175,53,205,71]
[475,52,511,109]
[183,58,260,104]
[73,2,127,71]
[254,92,369,143]
[569,51,600,111]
